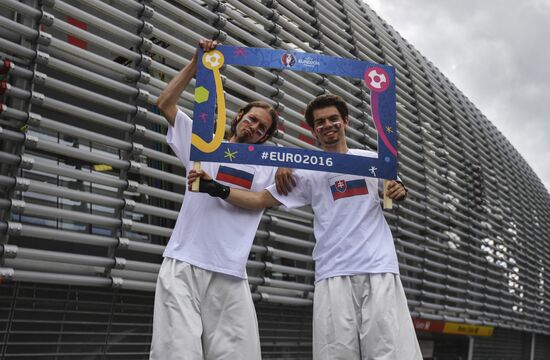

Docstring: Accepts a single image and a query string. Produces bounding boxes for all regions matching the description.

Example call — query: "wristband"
[198,178,230,199]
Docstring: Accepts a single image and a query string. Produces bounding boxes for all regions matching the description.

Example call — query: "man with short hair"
[189,94,422,360]
[150,39,280,360]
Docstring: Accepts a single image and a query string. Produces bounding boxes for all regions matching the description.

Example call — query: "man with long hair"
[150,40,279,360]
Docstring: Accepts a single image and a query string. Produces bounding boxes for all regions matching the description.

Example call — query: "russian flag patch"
[216,165,255,189]
[330,177,369,201]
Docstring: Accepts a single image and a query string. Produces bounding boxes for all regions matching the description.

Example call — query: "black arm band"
[198,179,230,199]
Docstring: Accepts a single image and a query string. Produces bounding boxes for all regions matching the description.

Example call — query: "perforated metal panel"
[472,328,531,360]
[1,0,549,357]
[534,334,550,360]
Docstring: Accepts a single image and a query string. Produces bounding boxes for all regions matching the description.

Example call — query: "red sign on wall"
[67,17,88,49]
[413,318,445,333]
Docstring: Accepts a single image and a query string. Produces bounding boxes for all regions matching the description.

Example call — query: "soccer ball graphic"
[206,53,221,67]
[203,50,224,69]
[367,69,387,89]
[364,67,389,92]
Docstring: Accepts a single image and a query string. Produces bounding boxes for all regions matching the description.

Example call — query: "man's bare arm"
[187,169,281,210]
[156,40,217,126]
[226,188,280,210]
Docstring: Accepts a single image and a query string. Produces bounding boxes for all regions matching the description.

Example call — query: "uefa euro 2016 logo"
[281,53,296,67]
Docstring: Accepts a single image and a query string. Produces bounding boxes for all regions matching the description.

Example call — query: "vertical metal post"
[467,336,474,360]
[529,332,535,360]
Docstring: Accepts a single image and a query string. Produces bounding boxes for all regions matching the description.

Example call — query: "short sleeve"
[266,170,312,208]
[166,109,193,168]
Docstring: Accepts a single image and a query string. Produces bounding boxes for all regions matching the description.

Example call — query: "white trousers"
[150,258,261,360]
[313,274,422,360]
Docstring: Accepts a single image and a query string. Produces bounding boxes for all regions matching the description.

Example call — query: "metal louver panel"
[1,0,549,358]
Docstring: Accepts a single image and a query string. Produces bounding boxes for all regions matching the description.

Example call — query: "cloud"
[368,0,550,190]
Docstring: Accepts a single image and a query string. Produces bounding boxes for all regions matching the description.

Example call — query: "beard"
[236,131,254,143]
[322,136,339,146]
[320,132,340,146]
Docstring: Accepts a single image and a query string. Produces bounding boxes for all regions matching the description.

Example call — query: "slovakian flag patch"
[330,178,369,201]
[216,165,255,189]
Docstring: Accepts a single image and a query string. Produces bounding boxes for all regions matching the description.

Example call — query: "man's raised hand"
[275,168,296,196]
[386,180,407,201]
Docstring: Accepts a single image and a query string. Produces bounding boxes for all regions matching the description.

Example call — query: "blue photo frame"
[190,46,397,179]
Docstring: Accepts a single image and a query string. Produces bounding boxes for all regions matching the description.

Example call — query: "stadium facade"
[0,0,549,359]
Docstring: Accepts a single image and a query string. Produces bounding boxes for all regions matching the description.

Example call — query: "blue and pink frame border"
[190,45,398,180]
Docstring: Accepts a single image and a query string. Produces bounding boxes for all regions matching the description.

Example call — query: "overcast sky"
[368,0,550,191]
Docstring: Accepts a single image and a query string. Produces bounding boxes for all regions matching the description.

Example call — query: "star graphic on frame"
[234,47,247,57]
[224,148,238,161]
[385,126,393,133]
[369,166,377,176]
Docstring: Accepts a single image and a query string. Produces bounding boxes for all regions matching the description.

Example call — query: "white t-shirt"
[267,149,399,282]
[164,110,276,279]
